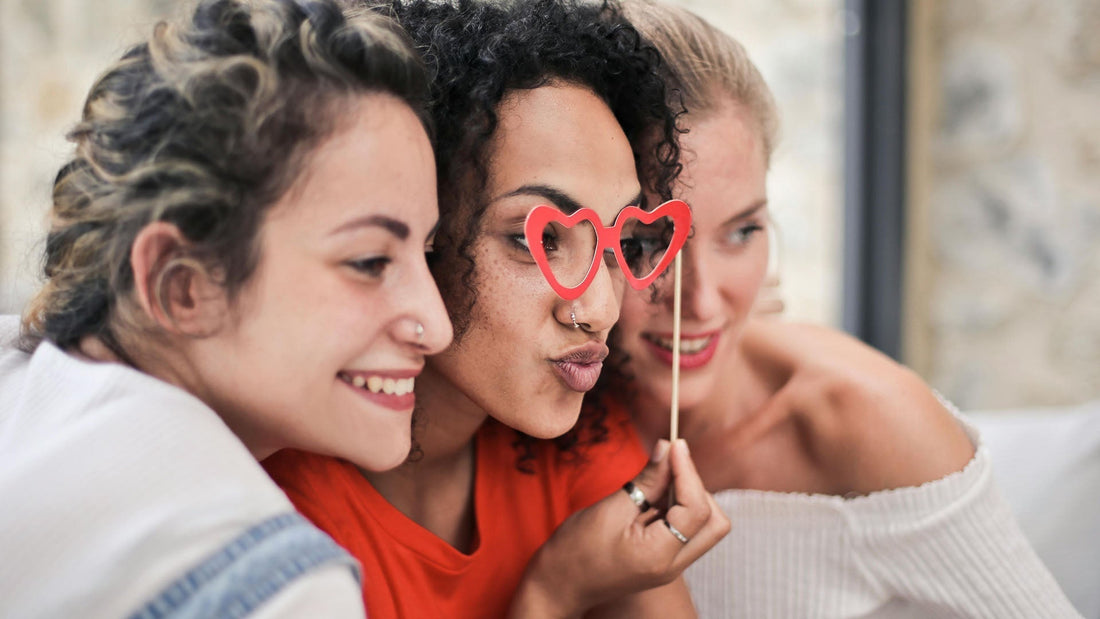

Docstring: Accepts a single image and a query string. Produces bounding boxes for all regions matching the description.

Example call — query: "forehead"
[485,83,640,221]
[675,103,767,224]
[269,94,435,229]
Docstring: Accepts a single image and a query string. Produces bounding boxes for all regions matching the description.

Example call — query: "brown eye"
[346,257,391,278]
[541,231,559,252]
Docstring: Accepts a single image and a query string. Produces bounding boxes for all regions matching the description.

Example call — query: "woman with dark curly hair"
[263,0,729,616]
[0,0,451,615]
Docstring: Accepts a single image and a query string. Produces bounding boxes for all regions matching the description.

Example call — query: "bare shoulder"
[742,320,975,495]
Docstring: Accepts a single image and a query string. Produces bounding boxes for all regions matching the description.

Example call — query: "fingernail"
[651,439,670,462]
[677,438,690,454]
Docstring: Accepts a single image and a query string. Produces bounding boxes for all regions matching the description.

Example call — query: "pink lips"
[551,343,609,393]
[643,331,720,370]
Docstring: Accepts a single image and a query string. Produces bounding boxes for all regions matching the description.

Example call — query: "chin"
[511,400,584,439]
[636,377,690,411]
[348,437,412,472]
[637,379,674,410]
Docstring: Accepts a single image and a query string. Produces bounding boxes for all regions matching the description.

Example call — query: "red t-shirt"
[262,400,646,619]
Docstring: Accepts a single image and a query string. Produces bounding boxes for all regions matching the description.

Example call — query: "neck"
[359,360,488,551]
[631,343,758,450]
[409,362,490,464]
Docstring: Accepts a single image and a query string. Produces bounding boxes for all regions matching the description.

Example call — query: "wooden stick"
[670,251,682,442]
[667,251,683,508]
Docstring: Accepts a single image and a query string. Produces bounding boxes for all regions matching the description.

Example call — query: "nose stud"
[570,310,580,329]
[416,322,425,343]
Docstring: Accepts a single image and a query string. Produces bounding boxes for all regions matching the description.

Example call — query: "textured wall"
[916,0,1100,408]
[0,0,173,313]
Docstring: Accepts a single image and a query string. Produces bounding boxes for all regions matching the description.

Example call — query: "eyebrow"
[329,214,410,240]
[500,184,644,215]
[721,201,768,226]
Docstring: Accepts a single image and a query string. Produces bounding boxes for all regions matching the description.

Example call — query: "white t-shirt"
[0,316,364,618]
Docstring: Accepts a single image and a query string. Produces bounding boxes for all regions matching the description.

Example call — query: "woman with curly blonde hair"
[0,0,451,615]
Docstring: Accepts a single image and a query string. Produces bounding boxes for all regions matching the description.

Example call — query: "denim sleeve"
[128,512,361,619]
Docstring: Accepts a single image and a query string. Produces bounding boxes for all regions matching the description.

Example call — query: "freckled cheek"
[716,278,759,313]
[716,251,768,305]
[483,313,540,355]
[482,271,559,323]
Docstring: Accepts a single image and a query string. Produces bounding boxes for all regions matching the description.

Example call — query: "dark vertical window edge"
[842,0,908,360]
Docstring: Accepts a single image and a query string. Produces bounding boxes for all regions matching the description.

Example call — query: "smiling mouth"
[338,373,416,396]
[642,333,715,354]
[640,331,721,370]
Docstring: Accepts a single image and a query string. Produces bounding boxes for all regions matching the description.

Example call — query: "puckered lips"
[338,369,420,412]
[641,330,720,370]
[550,341,609,392]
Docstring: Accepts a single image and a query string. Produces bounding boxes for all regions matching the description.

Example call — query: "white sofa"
[966,401,1100,618]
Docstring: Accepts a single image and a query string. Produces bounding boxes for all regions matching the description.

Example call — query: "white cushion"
[966,402,1100,618]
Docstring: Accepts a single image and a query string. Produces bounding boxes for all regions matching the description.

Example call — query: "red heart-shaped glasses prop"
[524,199,691,300]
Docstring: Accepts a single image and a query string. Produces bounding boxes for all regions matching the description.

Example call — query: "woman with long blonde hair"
[0,1,451,615]
[615,1,1079,616]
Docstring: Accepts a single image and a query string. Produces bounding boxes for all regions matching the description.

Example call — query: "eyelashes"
[344,256,392,278]
[722,223,764,248]
[506,231,559,253]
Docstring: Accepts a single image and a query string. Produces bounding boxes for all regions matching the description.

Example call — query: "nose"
[562,255,623,333]
[403,256,454,354]
[676,243,722,322]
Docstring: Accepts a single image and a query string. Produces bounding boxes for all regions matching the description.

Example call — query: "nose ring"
[416,322,425,343]
[570,310,580,329]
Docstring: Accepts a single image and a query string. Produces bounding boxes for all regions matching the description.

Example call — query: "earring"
[570,309,580,329]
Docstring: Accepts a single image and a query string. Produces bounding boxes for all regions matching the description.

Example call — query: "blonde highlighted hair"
[22,0,428,354]
[621,0,779,163]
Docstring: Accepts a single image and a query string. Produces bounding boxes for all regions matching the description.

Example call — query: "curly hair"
[375,0,681,339]
[21,0,428,356]
[370,0,682,470]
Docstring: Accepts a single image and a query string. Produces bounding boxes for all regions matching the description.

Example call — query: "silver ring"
[416,322,425,343]
[663,518,689,544]
[570,310,580,329]
[622,481,650,512]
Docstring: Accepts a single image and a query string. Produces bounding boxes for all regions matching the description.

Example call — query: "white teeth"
[367,376,383,393]
[681,338,710,354]
[395,378,414,396]
[347,374,415,396]
[651,335,712,354]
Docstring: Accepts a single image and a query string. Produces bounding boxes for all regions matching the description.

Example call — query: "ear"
[130,221,228,337]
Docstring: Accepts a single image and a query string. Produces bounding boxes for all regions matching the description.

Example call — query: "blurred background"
[1,0,1097,411]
